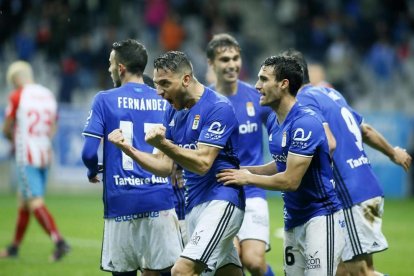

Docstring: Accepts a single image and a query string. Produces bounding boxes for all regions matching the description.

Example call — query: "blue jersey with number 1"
[82,82,175,218]
[211,81,272,199]
[297,85,383,208]
[266,103,342,230]
[164,87,245,213]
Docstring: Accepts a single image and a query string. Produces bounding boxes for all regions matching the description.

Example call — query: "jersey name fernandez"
[266,103,342,230]
[164,87,245,213]
[82,82,175,218]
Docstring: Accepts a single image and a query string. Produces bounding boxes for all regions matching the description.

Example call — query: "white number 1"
[120,121,134,170]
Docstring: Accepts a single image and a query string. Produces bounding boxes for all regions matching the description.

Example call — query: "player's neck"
[121,73,144,85]
[215,80,237,96]
[274,97,296,124]
[184,81,205,109]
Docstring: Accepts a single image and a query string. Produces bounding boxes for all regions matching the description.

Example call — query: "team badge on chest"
[246,102,255,117]
[192,115,200,130]
[282,131,287,147]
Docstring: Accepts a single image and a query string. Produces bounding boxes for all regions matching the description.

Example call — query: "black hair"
[153,51,193,75]
[261,55,303,96]
[112,39,147,75]
[280,48,310,84]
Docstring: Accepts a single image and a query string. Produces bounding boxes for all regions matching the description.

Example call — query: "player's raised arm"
[108,128,174,177]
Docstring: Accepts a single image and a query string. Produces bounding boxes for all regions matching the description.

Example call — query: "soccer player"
[217,55,346,276]
[285,49,412,276]
[108,51,245,276]
[0,61,70,261]
[206,33,274,276]
[81,39,183,275]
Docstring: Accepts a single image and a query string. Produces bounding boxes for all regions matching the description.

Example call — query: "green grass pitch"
[0,192,413,275]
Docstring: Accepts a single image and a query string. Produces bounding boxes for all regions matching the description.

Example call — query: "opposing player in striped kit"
[1,61,70,261]
[82,39,182,275]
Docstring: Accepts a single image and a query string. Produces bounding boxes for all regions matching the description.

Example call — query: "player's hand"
[391,146,412,172]
[171,163,185,188]
[108,129,127,148]
[216,169,251,186]
[87,170,101,184]
[89,175,101,184]
[145,125,166,147]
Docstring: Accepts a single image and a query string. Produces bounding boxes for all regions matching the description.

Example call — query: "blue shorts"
[17,165,48,199]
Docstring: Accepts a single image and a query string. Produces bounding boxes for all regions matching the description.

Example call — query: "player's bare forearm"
[156,140,218,175]
[217,169,298,191]
[122,144,173,177]
[360,123,413,171]
[361,123,395,158]
[241,161,278,175]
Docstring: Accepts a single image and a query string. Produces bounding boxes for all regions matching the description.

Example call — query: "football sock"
[12,207,30,247]
[33,205,62,243]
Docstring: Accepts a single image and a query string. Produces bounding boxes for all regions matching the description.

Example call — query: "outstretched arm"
[108,128,174,177]
[241,160,278,175]
[361,123,412,171]
[217,153,311,192]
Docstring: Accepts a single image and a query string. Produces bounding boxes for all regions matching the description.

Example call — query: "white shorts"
[284,210,345,276]
[182,200,244,272]
[179,219,189,246]
[342,197,388,261]
[101,209,183,272]
[237,197,270,251]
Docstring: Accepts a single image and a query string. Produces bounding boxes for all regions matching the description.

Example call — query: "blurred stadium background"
[0,0,413,275]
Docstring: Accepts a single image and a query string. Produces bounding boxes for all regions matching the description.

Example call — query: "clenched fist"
[108,129,127,149]
[145,125,166,147]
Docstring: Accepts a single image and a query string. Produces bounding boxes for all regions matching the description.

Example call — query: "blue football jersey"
[83,82,175,218]
[297,85,383,208]
[266,103,342,230]
[164,87,245,213]
[211,81,272,199]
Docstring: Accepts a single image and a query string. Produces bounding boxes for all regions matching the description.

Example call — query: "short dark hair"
[112,39,147,75]
[206,33,241,60]
[281,48,310,84]
[153,51,193,75]
[262,55,303,96]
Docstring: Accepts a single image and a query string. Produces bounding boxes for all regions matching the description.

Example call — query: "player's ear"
[182,74,191,88]
[118,63,126,75]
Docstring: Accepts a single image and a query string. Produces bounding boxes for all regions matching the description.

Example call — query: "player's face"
[108,50,121,87]
[210,47,241,84]
[255,66,284,107]
[153,68,187,110]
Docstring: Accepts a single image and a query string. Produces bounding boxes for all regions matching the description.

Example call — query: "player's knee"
[241,253,266,275]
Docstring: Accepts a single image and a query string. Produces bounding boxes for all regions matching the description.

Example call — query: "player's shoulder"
[294,104,324,126]
[205,86,233,107]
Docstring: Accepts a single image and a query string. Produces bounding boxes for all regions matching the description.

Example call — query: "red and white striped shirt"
[5,84,57,168]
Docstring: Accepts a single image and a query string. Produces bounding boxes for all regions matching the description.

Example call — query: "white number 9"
[341,107,363,151]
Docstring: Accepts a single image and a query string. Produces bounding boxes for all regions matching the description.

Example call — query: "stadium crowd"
[0,0,413,111]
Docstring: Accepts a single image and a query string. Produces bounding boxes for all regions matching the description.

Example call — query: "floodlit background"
[0,0,413,275]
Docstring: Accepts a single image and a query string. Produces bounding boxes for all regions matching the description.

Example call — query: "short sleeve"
[4,89,22,120]
[82,93,105,138]
[198,103,237,148]
[288,115,325,157]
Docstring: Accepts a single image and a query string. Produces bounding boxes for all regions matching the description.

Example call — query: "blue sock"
[264,264,275,276]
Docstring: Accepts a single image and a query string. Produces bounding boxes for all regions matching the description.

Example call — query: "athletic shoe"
[51,240,70,261]
[0,245,18,258]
